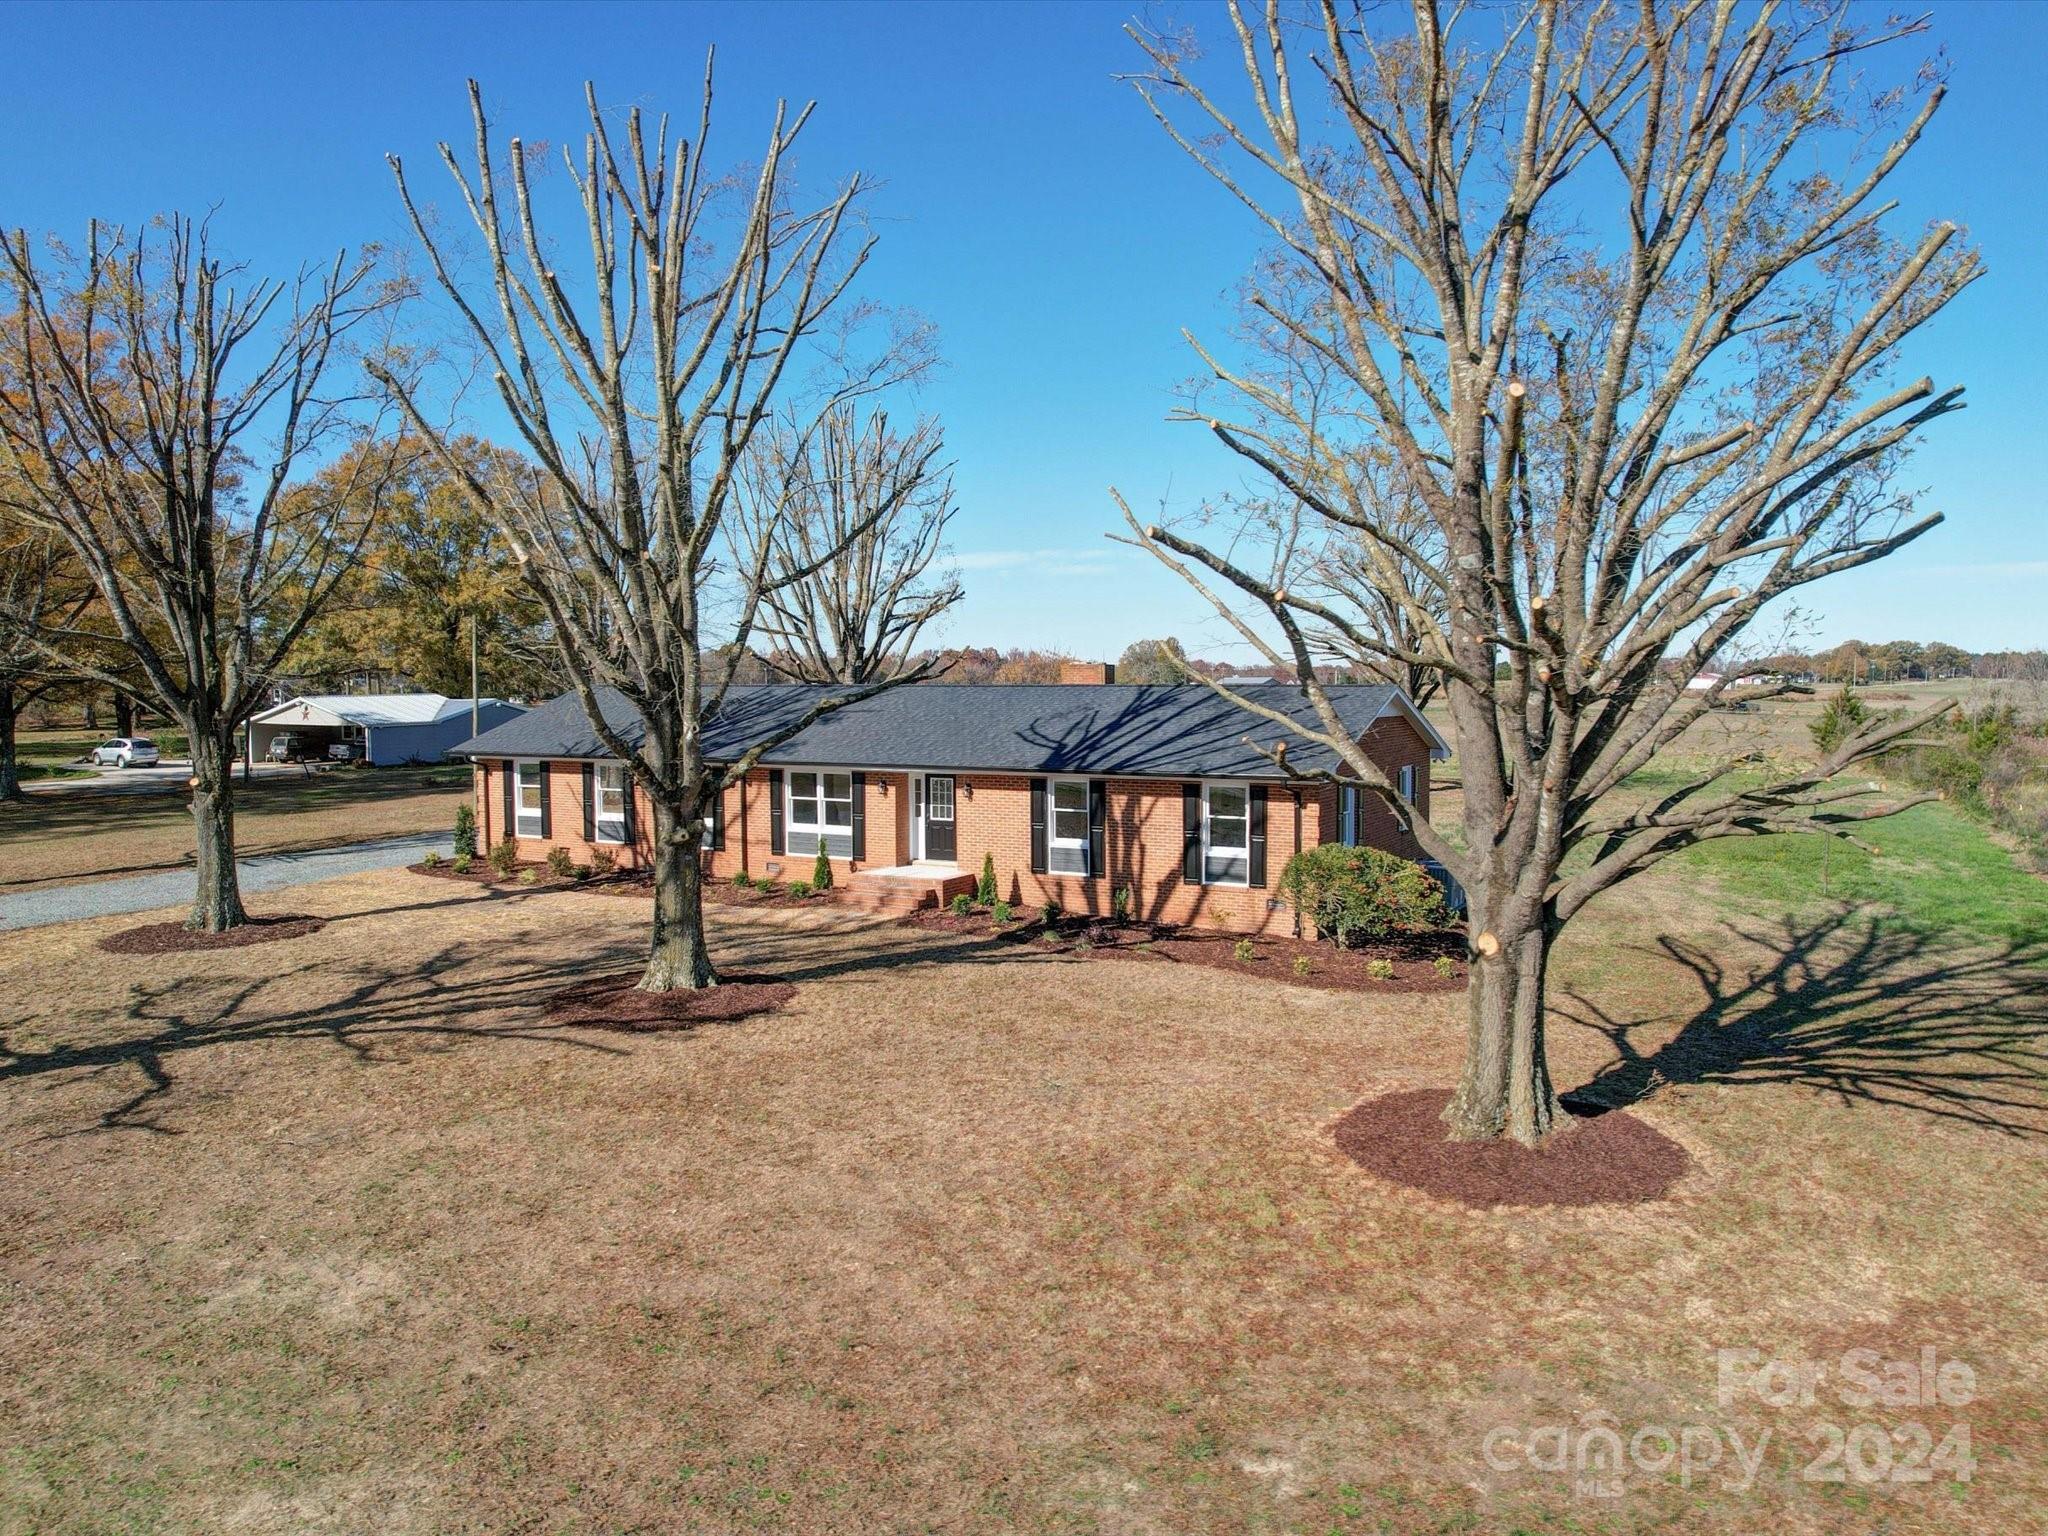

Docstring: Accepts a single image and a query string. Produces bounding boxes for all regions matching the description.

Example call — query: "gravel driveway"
[0,831,452,932]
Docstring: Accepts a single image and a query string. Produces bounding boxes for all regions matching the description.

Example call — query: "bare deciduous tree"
[1119,0,1980,1142]
[735,403,962,683]
[0,519,89,800]
[375,72,934,992]
[0,219,404,928]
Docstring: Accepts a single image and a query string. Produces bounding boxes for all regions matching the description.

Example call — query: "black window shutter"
[538,762,552,838]
[851,772,866,860]
[1028,777,1047,874]
[710,780,726,850]
[582,764,596,842]
[502,760,515,838]
[1087,779,1106,881]
[1248,783,1268,886]
[1182,782,1202,883]
[768,768,784,855]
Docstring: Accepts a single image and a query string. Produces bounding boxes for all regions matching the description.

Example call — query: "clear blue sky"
[3,1,2040,658]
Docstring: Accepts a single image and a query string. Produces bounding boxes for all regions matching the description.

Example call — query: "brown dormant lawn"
[1,866,2041,1533]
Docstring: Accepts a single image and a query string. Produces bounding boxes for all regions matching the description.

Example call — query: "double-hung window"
[1202,782,1251,886]
[1048,778,1091,876]
[787,770,852,853]
[1397,764,1417,802]
[514,761,545,838]
[594,763,629,844]
[1338,783,1362,847]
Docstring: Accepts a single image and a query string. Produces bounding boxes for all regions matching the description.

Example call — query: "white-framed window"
[787,770,853,837]
[514,760,544,838]
[1048,777,1091,876]
[1398,763,1417,802]
[1202,781,1251,886]
[701,786,718,850]
[594,763,629,844]
[1338,783,1362,847]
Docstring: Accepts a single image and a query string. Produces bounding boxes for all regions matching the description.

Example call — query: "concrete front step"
[843,866,978,913]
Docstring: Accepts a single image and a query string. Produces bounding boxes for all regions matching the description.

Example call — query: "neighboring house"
[453,680,1449,935]
[247,694,526,767]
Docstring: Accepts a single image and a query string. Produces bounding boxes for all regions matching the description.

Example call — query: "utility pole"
[470,614,480,737]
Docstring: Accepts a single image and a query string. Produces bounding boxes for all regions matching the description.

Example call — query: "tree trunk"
[114,693,133,737]
[638,800,718,992]
[1443,904,1566,1146]
[188,729,249,932]
[0,683,20,802]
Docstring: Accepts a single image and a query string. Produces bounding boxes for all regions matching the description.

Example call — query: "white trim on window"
[514,759,545,839]
[1338,783,1361,847]
[1048,776,1091,877]
[701,785,718,850]
[1201,779,1251,887]
[785,769,854,842]
[1398,763,1417,802]
[593,762,629,845]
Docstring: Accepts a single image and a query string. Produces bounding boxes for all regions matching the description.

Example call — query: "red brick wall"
[472,712,1432,935]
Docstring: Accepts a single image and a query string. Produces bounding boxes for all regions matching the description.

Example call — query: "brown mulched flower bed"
[1331,1087,1693,1209]
[543,972,797,1032]
[97,913,328,955]
[899,907,1466,994]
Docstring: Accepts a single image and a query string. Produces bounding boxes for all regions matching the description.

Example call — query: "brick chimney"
[1058,660,1117,685]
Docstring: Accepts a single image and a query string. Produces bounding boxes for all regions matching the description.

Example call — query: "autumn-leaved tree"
[1120,0,1978,1142]
[375,73,936,991]
[0,219,404,928]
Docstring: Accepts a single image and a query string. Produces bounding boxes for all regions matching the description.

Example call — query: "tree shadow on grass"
[1556,909,2048,1138]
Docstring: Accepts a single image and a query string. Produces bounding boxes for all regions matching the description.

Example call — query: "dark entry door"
[924,774,957,862]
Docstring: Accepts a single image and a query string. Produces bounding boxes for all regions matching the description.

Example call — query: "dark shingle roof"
[452,682,1441,779]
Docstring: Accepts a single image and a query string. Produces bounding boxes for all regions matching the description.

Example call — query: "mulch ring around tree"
[543,972,798,1032]
[1331,1087,1693,1209]
[900,907,1466,994]
[96,913,328,955]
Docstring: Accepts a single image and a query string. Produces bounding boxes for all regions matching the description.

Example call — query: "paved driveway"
[26,761,307,797]
[0,831,453,932]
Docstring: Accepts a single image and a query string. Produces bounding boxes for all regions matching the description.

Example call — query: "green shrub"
[1277,844,1447,947]
[545,846,575,879]
[422,850,443,869]
[452,851,473,875]
[1111,885,1132,924]
[1292,954,1313,979]
[1811,685,1870,756]
[1041,899,1061,925]
[950,892,974,916]
[991,900,1013,924]
[977,852,998,906]
[787,879,812,899]
[812,846,834,891]
[453,804,477,860]
[732,869,753,889]
[487,838,519,878]
[572,864,591,882]
[589,847,617,876]
[1433,955,1458,979]
[1366,957,1396,981]
[517,866,540,887]
[1234,938,1256,963]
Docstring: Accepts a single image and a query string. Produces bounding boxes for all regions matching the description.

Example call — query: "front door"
[922,774,957,862]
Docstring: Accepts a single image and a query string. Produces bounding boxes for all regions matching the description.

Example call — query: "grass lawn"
[0,852,2041,1532]
[0,764,469,891]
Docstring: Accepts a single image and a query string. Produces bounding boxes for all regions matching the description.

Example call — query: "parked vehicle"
[266,732,324,763]
[89,737,160,769]
[327,740,363,763]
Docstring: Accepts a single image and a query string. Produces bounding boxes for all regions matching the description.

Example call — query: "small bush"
[1278,844,1447,947]
[1292,954,1313,979]
[1041,899,1061,925]
[487,838,519,878]
[812,846,834,891]
[517,867,540,887]
[731,869,753,889]
[422,850,444,870]
[950,893,974,916]
[1234,938,1256,963]
[977,852,998,906]
[1111,885,1132,924]
[545,846,575,880]
[787,879,813,899]
[1433,955,1458,979]
[452,851,473,874]
[991,900,1013,924]
[572,864,591,882]
[1811,685,1870,756]
[453,803,477,860]
[589,847,617,876]
[1366,957,1396,981]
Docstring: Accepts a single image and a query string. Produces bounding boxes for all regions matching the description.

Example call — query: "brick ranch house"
[452,674,1449,936]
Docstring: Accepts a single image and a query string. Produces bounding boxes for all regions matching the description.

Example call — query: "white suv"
[90,737,160,769]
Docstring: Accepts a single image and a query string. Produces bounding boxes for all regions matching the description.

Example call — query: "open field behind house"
[1,784,2042,1533]
[0,763,469,893]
